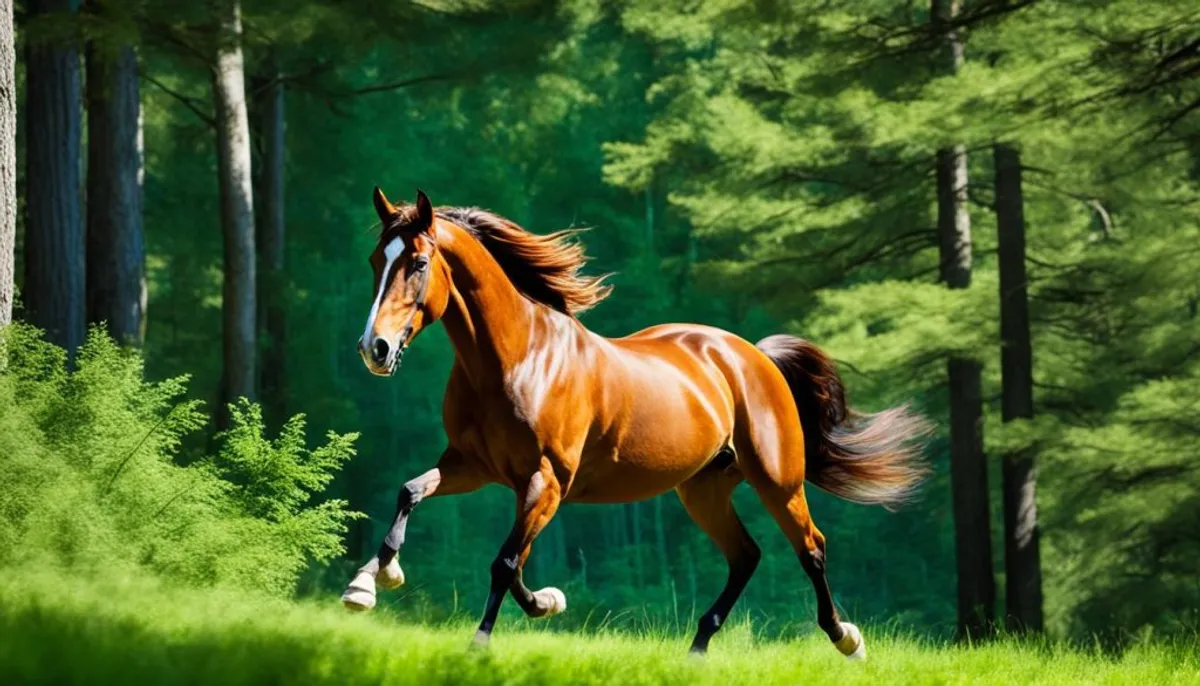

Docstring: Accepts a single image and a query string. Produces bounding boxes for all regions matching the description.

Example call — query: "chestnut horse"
[342,188,929,658]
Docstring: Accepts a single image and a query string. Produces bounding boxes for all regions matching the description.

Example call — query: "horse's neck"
[438,224,535,389]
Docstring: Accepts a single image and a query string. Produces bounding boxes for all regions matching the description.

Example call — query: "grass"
[1,572,1196,686]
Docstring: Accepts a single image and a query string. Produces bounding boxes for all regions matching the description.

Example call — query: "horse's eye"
[414,256,429,272]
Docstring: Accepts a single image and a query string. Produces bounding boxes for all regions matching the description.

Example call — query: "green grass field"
[1,573,1196,686]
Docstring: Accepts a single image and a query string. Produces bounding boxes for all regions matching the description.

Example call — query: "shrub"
[0,324,362,596]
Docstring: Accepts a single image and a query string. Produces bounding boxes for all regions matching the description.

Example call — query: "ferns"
[0,323,362,596]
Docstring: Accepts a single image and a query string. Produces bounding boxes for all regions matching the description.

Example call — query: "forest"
[2,0,1199,682]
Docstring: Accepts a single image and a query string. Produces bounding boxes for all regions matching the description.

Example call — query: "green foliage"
[213,400,359,562]
[0,324,361,596]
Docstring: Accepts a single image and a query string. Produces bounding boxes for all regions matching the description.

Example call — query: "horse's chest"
[445,383,542,477]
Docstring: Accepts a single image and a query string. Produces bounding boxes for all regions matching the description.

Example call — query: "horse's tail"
[755,334,931,509]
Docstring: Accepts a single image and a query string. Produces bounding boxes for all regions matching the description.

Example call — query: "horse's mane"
[434,207,612,317]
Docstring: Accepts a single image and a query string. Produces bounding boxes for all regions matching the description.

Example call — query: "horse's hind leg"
[676,463,762,653]
[746,477,866,660]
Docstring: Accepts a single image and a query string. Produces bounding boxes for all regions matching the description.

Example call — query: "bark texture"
[933,0,996,640]
[994,142,1044,633]
[0,0,14,325]
[212,0,257,419]
[24,0,84,352]
[86,41,145,345]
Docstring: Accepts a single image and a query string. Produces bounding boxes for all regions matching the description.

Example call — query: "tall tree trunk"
[25,0,84,353]
[212,0,256,421]
[933,0,996,641]
[0,0,14,326]
[257,65,286,424]
[993,143,1044,633]
[86,40,144,345]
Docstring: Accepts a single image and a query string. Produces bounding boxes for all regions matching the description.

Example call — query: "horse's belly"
[567,364,732,502]
[566,429,726,503]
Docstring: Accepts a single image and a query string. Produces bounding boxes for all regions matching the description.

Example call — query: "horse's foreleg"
[342,449,483,611]
[472,459,562,648]
[507,547,567,619]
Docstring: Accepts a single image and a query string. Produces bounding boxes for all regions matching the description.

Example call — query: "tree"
[933,0,995,640]
[212,0,256,419]
[24,0,84,352]
[993,142,1043,632]
[0,0,14,326]
[85,2,145,346]
[256,59,286,425]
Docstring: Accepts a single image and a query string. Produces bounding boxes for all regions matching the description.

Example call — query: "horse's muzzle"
[360,327,412,377]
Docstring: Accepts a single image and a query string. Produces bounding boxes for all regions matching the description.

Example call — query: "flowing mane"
[435,207,612,317]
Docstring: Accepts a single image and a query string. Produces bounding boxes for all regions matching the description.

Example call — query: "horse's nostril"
[371,338,390,365]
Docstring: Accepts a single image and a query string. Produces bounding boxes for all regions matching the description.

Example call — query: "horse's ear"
[373,186,396,223]
[415,189,434,232]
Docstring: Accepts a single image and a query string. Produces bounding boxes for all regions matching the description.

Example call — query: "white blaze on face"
[363,238,404,345]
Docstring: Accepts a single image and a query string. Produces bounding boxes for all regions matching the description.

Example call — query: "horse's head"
[359,187,452,376]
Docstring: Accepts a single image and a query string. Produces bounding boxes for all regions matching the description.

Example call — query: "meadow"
[2,571,1196,686]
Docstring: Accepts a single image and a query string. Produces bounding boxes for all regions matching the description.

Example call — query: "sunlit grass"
[1,572,1196,686]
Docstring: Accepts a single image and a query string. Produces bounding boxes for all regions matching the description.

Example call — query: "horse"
[342,188,930,658]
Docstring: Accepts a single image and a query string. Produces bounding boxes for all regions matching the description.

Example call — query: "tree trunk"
[212,0,256,421]
[24,0,84,353]
[257,65,286,424]
[0,0,14,326]
[993,142,1044,633]
[933,0,996,641]
[86,40,144,345]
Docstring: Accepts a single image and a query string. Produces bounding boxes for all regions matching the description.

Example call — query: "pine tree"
[993,142,1043,633]
[256,56,286,425]
[211,0,257,419]
[0,0,13,326]
[25,0,84,353]
[85,1,145,346]
[933,0,996,639]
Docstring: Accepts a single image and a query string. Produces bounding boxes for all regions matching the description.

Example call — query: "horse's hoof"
[834,622,866,661]
[470,630,491,650]
[341,570,376,612]
[377,557,405,591]
[533,587,567,617]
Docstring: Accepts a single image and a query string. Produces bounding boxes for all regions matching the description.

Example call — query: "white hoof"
[377,557,405,591]
[341,569,377,612]
[834,622,866,661]
[533,587,567,617]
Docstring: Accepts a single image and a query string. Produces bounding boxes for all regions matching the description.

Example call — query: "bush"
[0,323,362,596]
